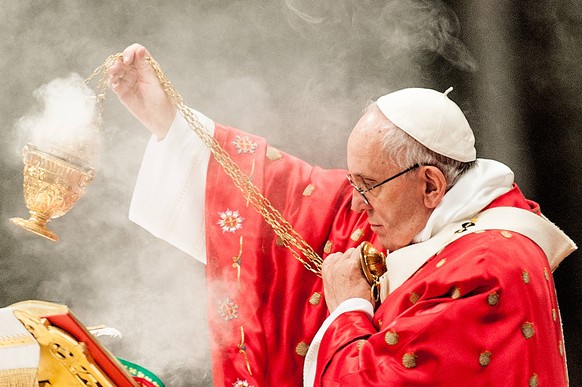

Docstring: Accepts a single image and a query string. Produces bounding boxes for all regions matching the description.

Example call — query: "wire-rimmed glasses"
[347,163,420,205]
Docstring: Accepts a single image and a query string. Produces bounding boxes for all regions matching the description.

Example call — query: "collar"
[381,205,577,301]
[380,159,575,299]
[413,159,514,243]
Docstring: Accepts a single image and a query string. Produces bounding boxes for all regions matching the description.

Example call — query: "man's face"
[346,105,432,252]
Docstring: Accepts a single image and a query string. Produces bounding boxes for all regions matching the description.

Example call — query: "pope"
[108,43,576,386]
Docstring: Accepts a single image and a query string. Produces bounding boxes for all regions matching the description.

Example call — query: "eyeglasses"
[347,163,420,205]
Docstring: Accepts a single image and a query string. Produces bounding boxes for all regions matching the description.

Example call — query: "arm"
[129,110,214,263]
[109,43,212,262]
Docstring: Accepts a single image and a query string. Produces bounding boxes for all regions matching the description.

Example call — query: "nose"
[351,192,372,212]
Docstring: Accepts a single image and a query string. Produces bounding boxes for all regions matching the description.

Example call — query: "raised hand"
[108,43,177,139]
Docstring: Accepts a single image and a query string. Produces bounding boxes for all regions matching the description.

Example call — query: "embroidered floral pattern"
[218,209,245,233]
[218,298,239,321]
[233,379,254,387]
[232,135,258,154]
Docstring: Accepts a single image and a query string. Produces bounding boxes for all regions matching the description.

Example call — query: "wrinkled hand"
[322,245,373,312]
[107,43,176,139]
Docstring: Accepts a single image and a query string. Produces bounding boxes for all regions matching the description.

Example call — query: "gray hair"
[377,109,476,190]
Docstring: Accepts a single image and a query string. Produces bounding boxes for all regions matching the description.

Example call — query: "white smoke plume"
[1,0,479,385]
[6,1,580,386]
[16,73,101,167]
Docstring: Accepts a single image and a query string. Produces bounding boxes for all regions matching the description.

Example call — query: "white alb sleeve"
[129,110,215,264]
[303,298,374,386]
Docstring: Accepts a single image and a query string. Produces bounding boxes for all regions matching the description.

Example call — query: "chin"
[378,237,408,253]
[377,237,393,252]
[372,228,401,251]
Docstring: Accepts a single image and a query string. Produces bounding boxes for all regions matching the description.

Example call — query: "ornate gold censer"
[10,144,96,241]
[10,63,111,242]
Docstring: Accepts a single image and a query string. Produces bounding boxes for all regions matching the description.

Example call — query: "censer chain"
[88,54,323,276]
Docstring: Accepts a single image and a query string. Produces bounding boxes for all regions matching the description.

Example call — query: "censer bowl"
[360,241,387,286]
[10,144,95,242]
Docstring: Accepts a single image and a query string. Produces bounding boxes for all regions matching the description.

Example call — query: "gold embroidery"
[217,209,245,233]
[217,298,239,321]
[0,334,35,348]
[377,319,383,328]
[266,146,283,161]
[522,322,535,339]
[544,267,549,281]
[436,258,446,268]
[302,184,315,196]
[559,340,564,357]
[450,286,461,299]
[324,240,333,254]
[308,292,322,305]
[238,326,253,375]
[232,135,258,154]
[356,340,365,351]
[384,330,399,346]
[350,229,364,242]
[529,373,539,387]
[409,292,420,305]
[296,341,309,357]
[552,308,557,321]
[500,230,512,238]
[402,352,417,368]
[233,379,254,387]
[479,351,492,366]
[0,368,38,386]
[487,292,499,306]
[232,236,244,289]
[522,270,530,284]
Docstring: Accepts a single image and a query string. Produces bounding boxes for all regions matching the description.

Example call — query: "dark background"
[1,1,580,385]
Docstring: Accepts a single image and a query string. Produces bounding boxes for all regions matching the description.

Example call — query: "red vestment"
[204,124,567,386]
[315,187,568,386]
[204,124,379,386]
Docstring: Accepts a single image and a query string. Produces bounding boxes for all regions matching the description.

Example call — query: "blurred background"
[1,1,580,385]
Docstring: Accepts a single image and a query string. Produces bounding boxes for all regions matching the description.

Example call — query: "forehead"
[347,105,392,176]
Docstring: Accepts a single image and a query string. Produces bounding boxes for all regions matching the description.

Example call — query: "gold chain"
[88,54,323,276]
[84,53,124,128]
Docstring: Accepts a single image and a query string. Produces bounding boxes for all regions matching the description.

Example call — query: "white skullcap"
[376,87,476,162]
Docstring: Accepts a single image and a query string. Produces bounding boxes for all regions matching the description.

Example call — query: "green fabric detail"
[117,357,165,387]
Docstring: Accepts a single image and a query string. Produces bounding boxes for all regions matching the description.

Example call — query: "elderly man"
[109,44,575,386]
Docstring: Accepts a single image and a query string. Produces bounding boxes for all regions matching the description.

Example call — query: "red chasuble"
[315,186,568,386]
[204,124,379,386]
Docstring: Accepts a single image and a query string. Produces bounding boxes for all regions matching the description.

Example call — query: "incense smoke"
[16,73,101,166]
[2,1,476,385]
[4,1,565,386]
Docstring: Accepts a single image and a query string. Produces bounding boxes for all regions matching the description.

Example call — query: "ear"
[421,166,447,209]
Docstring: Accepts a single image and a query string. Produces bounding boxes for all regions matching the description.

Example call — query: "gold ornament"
[10,144,95,241]
[10,54,117,241]
[360,242,387,302]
